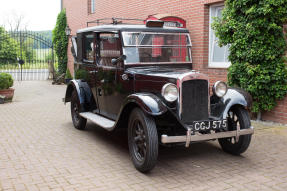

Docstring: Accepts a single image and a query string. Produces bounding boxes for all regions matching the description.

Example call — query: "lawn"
[0,62,58,70]
[0,48,58,70]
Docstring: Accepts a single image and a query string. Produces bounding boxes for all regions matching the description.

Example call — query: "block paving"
[0,81,287,191]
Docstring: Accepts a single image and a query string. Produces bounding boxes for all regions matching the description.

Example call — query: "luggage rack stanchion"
[86,17,145,27]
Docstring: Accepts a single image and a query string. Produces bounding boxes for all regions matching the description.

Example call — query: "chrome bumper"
[161,126,254,147]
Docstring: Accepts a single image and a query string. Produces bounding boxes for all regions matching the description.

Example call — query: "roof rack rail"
[87,17,145,27]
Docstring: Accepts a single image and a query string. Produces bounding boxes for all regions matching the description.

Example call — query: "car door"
[78,32,99,112]
[95,32,132,120]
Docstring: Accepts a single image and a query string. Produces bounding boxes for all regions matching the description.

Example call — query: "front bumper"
[161,126,254,147]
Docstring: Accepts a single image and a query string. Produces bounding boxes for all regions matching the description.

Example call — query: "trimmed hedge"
[0,73,14,90]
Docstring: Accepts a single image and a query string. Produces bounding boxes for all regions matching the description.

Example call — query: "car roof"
[77,24,189,34]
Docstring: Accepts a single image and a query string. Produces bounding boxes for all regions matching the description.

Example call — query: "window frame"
[208,4,230,68]
[88,0,95,14]
[96,32,122,68]
[121,32,193,65]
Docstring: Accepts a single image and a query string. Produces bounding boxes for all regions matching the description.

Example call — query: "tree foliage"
[52,10,68,74]
[213,0,287,113]
[0,27,19,65]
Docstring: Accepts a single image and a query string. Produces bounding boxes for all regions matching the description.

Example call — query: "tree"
[52,10,68,74]
[4,13,28,31]
[0,27,19,65]
[213,0,287,118]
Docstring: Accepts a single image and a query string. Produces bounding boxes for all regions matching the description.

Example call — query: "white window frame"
[90,0,95,14]
[209,4,230,68]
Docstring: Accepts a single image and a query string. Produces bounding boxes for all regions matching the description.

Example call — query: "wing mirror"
[111,55,126,65]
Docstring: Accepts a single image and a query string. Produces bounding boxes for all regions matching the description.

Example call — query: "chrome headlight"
[161,83,178,102]
[213,81,228,97]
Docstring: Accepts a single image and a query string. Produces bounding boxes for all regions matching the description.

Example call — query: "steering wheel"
[141,52,152,62]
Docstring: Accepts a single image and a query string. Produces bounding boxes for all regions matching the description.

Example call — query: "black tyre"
[128,108,158,173]
[71,90,87,130]
[218,107,252,155]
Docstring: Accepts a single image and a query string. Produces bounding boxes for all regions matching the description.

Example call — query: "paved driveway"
[0,81,287,191]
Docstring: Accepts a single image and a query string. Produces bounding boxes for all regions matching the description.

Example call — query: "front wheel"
[128,108,158,173]
[218,107,252,155]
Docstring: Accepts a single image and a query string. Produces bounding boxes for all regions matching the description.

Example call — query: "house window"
[88,0,95,14]
[209,4,230,68]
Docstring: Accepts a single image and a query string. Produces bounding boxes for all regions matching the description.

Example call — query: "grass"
[0,48,58,70]
[0,62,58,70]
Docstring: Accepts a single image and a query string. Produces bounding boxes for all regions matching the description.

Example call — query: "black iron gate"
[0,29,57,81]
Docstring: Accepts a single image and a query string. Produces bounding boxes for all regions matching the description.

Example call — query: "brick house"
[62,0,287,124]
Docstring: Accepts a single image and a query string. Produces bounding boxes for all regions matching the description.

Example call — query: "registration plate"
[192,120,227,132]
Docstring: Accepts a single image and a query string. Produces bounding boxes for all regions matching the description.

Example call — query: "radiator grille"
[181,80,209,123]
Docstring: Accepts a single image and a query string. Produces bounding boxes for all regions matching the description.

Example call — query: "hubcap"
[132,120,147,162]
[227,111,240,144]
[72,101,80,123]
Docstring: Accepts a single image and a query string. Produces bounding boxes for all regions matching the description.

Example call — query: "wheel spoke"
[134,135,141,142]
[131,118,148,162]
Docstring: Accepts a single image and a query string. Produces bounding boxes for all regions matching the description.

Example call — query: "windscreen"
[122,32,192,64]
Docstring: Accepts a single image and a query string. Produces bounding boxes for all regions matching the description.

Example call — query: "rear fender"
[64,80,94,111]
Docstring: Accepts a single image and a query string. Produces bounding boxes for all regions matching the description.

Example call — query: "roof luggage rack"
[87,18,145,27]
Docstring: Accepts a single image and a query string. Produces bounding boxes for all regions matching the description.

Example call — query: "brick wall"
[63,0,286,124]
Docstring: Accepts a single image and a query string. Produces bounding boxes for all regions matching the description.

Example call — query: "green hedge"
[52,10,68,74]
[213,0,287,113]
[0,27,18,65]
[75,69,88,80]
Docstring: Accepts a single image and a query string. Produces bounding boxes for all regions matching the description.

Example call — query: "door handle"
[89,71,97,74]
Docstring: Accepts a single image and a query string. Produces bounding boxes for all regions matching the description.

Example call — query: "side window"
[209,5,230,68]
[99,33,121,67]
[83,33,94,62]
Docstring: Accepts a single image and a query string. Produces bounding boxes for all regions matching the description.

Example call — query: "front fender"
[124,93,168,116]
[210,88,252,119]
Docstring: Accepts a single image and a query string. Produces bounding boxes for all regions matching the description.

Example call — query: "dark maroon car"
[64,20,254,172]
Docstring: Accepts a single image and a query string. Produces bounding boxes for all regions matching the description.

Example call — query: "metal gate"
[0,29,57,81]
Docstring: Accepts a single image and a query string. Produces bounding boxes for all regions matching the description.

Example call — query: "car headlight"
[161,83,178,102]
[213,81,228,97]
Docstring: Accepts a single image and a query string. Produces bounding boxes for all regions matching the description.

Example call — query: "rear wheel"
[128,108,158,173]
[71,90,87,130]
[218,107,252,155]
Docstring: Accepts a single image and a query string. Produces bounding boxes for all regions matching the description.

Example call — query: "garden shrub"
[75,69,88,80]
[213,0,287,114]
[0,73,14,90]
[65,68,72,79]
[52,10,68,74]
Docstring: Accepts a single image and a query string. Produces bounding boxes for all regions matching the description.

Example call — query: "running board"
[79,112,115,131]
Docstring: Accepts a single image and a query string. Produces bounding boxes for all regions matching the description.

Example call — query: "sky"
[0,0,61,31]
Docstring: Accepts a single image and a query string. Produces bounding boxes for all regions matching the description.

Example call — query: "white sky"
[0,0,61,31]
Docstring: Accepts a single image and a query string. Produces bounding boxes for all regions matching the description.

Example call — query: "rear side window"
[83,34,94,61]
[98,33,121,66]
